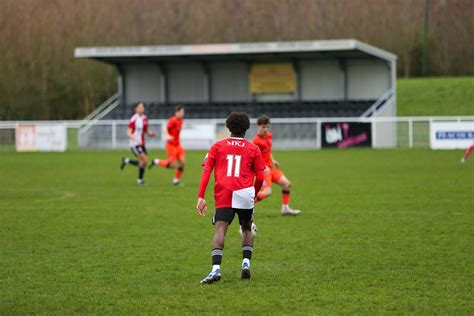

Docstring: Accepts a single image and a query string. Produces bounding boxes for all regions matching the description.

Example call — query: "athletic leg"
[241,220,253,279]
[256,187,272,202]
[149,143,175,170]
[201,209,234,285]
[173,156,185,185]
[137,152,147,184]
[461,144,474,163]
[121,147,140,170]
[277,175,301,215]
[255,168,272,202]
[237,209,254,280]
[212,221,228,256]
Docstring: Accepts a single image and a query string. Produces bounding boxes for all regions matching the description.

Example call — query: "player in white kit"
[120,102,156,185]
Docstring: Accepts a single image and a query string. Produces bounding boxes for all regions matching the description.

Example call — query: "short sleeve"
[253,147,266,172]
[207,144,217,162]
[128,118,135,129]
[167,118,175,131]
[203,144,217,169]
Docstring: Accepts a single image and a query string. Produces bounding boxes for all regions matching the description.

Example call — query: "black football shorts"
[131,145,147,156]
[213,208,254,226]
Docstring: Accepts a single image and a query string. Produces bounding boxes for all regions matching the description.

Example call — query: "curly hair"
[226,112,250,137]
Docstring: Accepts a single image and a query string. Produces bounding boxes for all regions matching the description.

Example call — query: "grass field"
[0,150,472,314]
[397,76,473,116]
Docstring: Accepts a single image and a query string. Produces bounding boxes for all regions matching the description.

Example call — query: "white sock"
[212,264,220,273]
[154,159,159,164]
[242,258,250,268]
[124,158,130,163]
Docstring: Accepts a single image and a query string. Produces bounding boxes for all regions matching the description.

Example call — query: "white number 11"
[226,154,242,177]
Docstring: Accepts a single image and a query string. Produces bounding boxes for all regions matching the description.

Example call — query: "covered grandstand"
[75,39,397,148]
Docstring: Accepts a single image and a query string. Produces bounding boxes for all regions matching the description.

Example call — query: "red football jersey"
[252,132,273,167]
[198,137,266,209]
[128,113,148,146]
[167,116,183,146]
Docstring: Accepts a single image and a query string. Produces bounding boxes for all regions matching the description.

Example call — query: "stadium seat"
[105,100,375,120]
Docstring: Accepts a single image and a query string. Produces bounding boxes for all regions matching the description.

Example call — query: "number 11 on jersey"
[226,154,241,177]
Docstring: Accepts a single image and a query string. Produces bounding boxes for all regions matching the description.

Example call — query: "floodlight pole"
[422,0,430,76]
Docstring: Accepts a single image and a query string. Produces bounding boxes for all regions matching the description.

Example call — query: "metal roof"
[74,39,396,63]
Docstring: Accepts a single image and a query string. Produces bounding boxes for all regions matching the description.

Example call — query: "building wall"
[167,63,206,103]
[210,62,249,102]
[300,60,343,100]
[347,59,390,99]
[123,64,161,104]
[373,99,397,148]
[120,58,392,104]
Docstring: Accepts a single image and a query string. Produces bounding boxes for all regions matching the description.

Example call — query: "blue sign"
[436,131,474,140]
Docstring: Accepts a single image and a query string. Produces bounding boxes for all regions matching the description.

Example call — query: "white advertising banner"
[430,122,474,149]
[16,124,67,152]
[163,123,216,150]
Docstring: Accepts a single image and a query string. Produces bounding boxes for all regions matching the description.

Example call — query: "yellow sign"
[250,63,296,93]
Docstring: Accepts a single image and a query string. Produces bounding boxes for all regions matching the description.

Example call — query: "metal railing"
[1,116,472,151]
[361,88,394,117]
[79,93,119,124]
[78,93,120,136]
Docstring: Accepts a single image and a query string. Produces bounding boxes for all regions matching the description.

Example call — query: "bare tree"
[0,0,471,120]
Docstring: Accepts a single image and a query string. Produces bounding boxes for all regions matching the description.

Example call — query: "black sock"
[212,248,223,265]
[129,160,139,166]
[138,167,145,180]
[242,245,253,260]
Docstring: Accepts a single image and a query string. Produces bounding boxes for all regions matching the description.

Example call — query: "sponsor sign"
[321,122,372,148]
[163,123,216,150]
[16,124,67,152]
[250,63,296,93]
[430,122,474,149]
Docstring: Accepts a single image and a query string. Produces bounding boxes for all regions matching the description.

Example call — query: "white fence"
[0,117,473,151]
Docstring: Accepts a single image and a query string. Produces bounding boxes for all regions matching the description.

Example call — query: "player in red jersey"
[120,102,156,185]
[196,112,265,284]
[252,115,301,215]
[149,106,186,185]
[461,143,474,163]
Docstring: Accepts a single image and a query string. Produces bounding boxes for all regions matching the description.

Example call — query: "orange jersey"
[252,132,273,167]
[167,116,183,146]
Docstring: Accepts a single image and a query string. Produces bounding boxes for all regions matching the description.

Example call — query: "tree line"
[0,0,472,120]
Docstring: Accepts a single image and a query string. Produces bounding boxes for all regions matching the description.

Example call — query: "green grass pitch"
[0,149,472,314]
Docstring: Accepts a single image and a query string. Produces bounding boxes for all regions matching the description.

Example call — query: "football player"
[196,112,265,284]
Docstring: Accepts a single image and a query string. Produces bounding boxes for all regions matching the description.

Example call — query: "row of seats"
[105,101,375,119]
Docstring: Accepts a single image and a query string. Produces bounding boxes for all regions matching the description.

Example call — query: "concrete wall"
[210,62,249,102]
[120,58,392,104]
[123,64,162,104]
[300,60,343,100]
[167,63,206,103]
[372,99,397,148]
[347,59,389,100]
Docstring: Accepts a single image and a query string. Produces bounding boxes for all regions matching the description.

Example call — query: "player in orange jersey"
[252,115,301,215]
[149,106,186,185]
